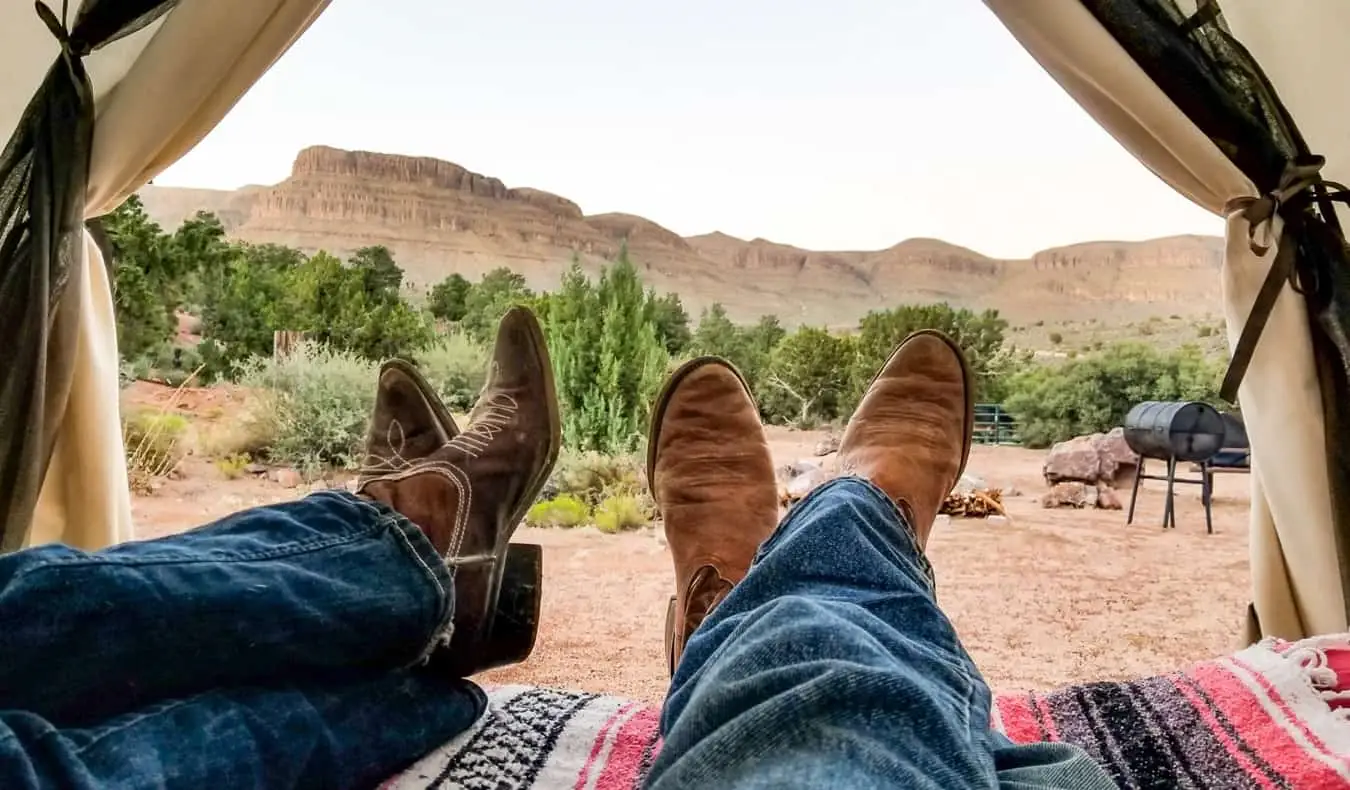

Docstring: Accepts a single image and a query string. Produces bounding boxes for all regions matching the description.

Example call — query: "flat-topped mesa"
[1029,236,1224,271]
[289,145,583,218]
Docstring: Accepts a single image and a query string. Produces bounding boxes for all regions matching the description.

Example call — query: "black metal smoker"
[1122,401,1227,533]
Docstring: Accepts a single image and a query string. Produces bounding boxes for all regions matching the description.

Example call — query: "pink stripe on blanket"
[993,694,1046,744]
[590,708,661,790]
[1170,672,1283,790]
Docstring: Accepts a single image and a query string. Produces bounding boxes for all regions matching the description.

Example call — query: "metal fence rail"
[973,403,1020,445]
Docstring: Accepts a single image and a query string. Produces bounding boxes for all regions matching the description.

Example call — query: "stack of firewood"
[940,488,1007,519]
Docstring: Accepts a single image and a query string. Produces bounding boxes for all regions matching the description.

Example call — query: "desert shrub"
[1047,331,1063,345]
[594,493,651,533]
[239,342,378,472]
[549,450,644,506]
[525,494,591,528]
[125,341,204,388]
[198,397,279,459]
[215,453,251,479]
[417,332,489,412]
[123,410,190,490]
[1197,325,1214,338]
[1004,342,1223,448]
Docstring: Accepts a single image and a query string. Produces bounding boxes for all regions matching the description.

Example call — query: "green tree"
[349,246,403,299]
[463,267,533,342]
[1004,342,1224,447]
[649,291,692,354]
[104,196,188,358]
[762,327,854,425]
[198,243,305,380]
[290,250,433,362]
[691,303,740,357]
[428,272,472,321]
[851,304,1008,405]
[545,253,668,452]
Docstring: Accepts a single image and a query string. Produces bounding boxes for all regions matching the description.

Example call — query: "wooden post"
[273,330,305,359]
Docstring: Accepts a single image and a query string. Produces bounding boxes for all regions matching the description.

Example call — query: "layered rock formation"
[138,145,1224,325]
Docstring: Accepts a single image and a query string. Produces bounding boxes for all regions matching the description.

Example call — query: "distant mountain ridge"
[138,145,1224,325]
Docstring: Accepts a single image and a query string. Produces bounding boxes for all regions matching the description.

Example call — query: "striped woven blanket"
[383,635,1350,789]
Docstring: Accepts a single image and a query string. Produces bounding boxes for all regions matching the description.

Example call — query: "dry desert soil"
[132,423,1251,707]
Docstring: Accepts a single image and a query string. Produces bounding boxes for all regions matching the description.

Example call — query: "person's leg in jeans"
[0,306,561,788]
[645,333,1116,789]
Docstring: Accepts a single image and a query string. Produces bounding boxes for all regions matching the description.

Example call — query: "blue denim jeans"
[0,491,483,789]
[647,477,1118,789]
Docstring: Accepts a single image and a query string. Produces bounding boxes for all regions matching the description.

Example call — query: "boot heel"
[474,542,544,673]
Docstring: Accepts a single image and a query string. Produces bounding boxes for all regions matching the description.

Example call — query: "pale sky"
[155,0,1220,259]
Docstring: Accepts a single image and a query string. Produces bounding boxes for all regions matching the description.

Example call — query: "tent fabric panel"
[983,0,1341,640]
[85,0,332,216]
[0,3,165,153]
[31,228,131,549]
[983,0,1252,215]
[29,0,332,546]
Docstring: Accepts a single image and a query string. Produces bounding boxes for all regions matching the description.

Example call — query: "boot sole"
[647,356,757,677]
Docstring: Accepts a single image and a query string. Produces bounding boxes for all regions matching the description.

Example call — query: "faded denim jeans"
[648,477,1118,789]
[0,491,483,789]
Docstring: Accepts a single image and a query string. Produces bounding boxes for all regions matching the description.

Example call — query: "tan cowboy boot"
[359,359,460,482]
[648,357,779,676]
[360,306,561,676]
[838,330,974,549]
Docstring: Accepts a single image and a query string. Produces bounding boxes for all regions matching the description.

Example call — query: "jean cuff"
[337,493,456,666]
[762,476,937,593]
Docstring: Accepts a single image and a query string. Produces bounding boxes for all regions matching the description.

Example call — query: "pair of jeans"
[648,477,1118,789]
[0,491,482,789]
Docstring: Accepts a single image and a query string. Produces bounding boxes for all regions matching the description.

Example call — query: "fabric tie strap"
[1220,157,1350,402]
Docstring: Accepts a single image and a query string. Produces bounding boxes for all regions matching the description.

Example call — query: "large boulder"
[1043,428,1139,487]
[1043,436,1102,484]
[1095,427,1139,486]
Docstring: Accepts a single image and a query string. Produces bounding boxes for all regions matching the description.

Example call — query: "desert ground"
[130,399,1252,706]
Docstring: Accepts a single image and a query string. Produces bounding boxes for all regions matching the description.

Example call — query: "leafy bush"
[1004,342,1224,447]
[123,410,190,490]
[549,450,645,507]
[124,341,204,388]
[525,494,591,528]
[593,494,651,533]
[215,453,251,479]
[417,332,489,412]
[198,397,278,460]
[239,343,378,472]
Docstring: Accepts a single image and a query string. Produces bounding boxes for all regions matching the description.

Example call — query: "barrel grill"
[1122,401,1229,534]
[1123,401,1227,463]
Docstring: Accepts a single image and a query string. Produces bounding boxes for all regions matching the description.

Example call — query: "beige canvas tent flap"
[0,0,328,550]
[985,0,1350,641]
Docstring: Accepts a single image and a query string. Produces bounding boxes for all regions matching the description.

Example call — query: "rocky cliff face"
[138,145,1224,325]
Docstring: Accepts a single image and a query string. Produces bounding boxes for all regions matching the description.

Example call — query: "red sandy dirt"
[131,418,1251,707]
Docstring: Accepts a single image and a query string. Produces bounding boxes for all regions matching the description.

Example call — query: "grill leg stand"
[1126,456,1144,526]
[1202,462,1213,535]
[1163,456,1177,530]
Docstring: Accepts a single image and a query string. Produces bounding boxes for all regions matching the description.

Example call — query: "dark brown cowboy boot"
[360,306,561,676]
[648,357,779,676]
[838,330,974,549]
[359,359,460,483]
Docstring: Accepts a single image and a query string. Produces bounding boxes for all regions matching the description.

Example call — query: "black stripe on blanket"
[426,687,599,789]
